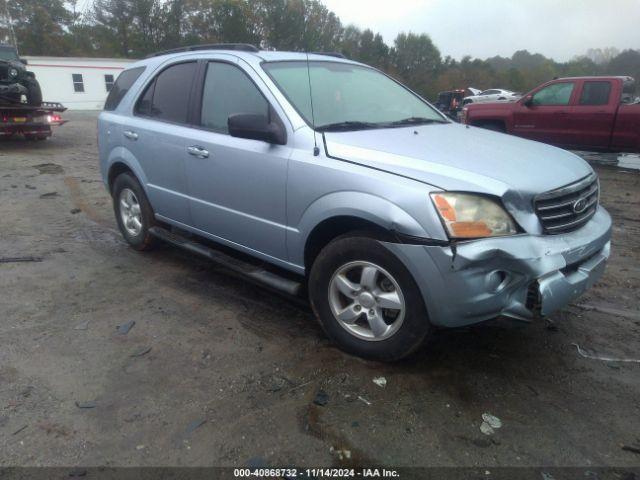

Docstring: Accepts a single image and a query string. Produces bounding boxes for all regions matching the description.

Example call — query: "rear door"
[121,61,197,225]
[512,81,577,146]
[567,80,616,149]
[182,59,292,261]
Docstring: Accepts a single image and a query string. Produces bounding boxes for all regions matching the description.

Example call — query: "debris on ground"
[130,346,152,358]
[313,389,329,406]
[330,446,351,460]
[0,256,43,263]
[289,380,312,392]
[357,395,371,406]
[12,425,28,435]
[372,376,387,388]
[70,208,81,214]
[546,319,559,332]
[73,321,90,331]
[75,400,97,409]
[572,343,640,363]
[116,320,135,335]
[622,444,640,455]
[136,445,145,451]
[480,413,502,435]
[185,418,206,436]
[39,192,58,199]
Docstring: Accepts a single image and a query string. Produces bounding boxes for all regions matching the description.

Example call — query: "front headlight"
[430,192,518,239]
[8,67,18,78]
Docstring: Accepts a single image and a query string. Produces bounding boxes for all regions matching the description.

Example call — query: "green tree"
[6,0,70,55]
[391,32,441,97]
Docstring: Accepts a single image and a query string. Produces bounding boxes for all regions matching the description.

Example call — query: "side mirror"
[523,95,534,107]
[20,58,28,65]
[228,113,286,145]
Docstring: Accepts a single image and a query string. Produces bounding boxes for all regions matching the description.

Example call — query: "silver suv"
[98,44,611,361]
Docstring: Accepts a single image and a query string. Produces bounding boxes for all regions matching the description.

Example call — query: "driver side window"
[532,82,575,106]
[200,62,269,133]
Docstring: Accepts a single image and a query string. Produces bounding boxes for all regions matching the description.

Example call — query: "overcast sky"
[321,0,640,61]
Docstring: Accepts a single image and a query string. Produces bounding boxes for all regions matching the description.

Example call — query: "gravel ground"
[1,111,639,469]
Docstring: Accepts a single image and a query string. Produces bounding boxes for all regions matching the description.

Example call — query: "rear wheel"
[112,172,157,251]
[309,235,431,361]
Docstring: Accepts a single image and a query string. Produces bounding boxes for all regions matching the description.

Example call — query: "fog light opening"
[487,270,509,293]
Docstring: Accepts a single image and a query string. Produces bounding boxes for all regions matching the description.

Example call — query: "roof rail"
[147,43,259,58]
[310,51,347,59]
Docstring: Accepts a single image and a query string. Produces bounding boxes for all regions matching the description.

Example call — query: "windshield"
[262,61,446,131]
[0,47,19,62]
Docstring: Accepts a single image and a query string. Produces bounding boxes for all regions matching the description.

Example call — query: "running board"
[148,226,302,296]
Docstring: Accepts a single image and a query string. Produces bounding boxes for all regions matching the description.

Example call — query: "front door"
[512,81,576,147]
[183,60,291,262]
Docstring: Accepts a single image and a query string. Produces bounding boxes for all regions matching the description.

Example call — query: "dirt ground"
[1,111,639,470]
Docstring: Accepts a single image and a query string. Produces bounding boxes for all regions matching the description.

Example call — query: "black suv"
[0,44,42,106]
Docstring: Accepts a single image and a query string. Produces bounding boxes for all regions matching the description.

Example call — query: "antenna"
[305,52,320,156]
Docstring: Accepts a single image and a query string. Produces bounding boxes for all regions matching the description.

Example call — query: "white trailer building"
[22,56,137,110]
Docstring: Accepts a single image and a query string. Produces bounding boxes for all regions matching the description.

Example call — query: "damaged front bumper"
[0,82,28,98]
[383,206,612,328]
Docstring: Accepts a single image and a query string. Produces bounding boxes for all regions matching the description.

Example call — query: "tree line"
[2,0,639,100]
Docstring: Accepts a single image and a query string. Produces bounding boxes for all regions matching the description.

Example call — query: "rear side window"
[104,67,145,111]
[200,62,269,133]
[135,62,196,124]
[579,81,611,105]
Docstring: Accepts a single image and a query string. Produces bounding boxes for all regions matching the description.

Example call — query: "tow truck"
[0,102,67,140]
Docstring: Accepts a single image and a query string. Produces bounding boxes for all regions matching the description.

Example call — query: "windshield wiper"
[315,121,381,132]
[386,117,448,126]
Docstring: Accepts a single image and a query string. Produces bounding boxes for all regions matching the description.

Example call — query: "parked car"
[435,88,480,119]
[463,89,521,104]
[463,76,640,152]
[98,45,611,361]
[0,44,42,106]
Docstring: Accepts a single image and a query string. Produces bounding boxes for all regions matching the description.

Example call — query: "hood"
[323,123,593,223]
[0,59,27,75]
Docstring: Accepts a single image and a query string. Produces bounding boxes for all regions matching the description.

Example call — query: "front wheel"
[112,172,157,251]
[309,236,431,361]
[24,78,42,107]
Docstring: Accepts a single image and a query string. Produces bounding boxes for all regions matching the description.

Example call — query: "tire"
[24,78,42,107]
[112,172,157,251]
[308,235,431,361]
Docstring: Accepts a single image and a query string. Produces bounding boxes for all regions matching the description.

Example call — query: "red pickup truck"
[462,76,640,152]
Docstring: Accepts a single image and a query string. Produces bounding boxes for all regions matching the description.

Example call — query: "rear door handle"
[187,145,209,158]
[123,130,138,140]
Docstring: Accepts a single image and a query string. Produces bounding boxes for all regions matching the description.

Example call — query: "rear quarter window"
[104,67,146,111]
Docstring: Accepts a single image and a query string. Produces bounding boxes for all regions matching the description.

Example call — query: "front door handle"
[123,130,138,140]
[187,145,209,158]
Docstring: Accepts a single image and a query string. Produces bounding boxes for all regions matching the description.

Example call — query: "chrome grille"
[534,173,599,234]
